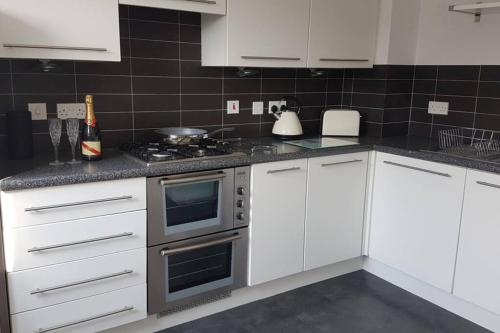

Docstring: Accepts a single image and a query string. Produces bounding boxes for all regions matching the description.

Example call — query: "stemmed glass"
[48,118,64,166]
[66,118,81,164]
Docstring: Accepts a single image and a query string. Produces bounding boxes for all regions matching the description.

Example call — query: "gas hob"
[122,138,245,166]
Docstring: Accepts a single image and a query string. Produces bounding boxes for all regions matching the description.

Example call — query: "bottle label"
[82,141,102,157]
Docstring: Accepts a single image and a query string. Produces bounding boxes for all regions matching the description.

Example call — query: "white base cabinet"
[304,152,368,270]
[0,0,120,61]
[369,153,466,292]
[249,159,308,286]
[454,169,500,315]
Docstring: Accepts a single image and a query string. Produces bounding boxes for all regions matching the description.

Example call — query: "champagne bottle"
[81,95,102,161]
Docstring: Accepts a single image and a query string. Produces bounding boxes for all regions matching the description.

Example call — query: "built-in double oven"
[147,167,250,314]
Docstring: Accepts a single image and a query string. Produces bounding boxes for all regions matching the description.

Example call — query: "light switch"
[252,101,264,115]
[227,100,239,114]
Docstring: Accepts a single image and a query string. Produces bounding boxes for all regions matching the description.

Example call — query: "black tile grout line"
[127,5,136,142]
[472,65,482,130]
[177,10,182,128]
[9,59,15,111]
[73,62,78,104]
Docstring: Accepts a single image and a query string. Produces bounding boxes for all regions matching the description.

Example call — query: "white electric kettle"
[271,96,303,137]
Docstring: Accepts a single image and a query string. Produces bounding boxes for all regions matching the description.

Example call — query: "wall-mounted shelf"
[449,1,500,22]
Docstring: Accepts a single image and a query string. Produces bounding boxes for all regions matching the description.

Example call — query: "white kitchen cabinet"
[304,152,368,271]
[369,153,466,292]
[3,210,146,272]
[10,283,146,333]
[249,159,308,285]
[120,0,226,15]
[1,177,146,229]
[454,170,500,315]
[0,0,120,61]
[202,0,310,67]
[307,0,379,68]
[8,248,146,314]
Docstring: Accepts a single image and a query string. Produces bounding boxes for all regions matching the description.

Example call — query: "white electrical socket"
[252,101,264,115]
[57,103,86,119]
[268,101,286,114]
[428,101,449,115]
[227,100,239,114]
[28,103,47,120]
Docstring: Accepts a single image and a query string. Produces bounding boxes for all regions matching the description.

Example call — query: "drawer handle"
[25,195,133,212]
[383,161,451,178]
[182,0,217,4]
[37,306,134,333]
[30,270,134,295]
[3,43,107,52]
[27,232,134,253]
[241,56,301,61]
[160,233,241,256]
[477,181,500,189]
[267,167,301,174]
[319,58,369,62]
[322,159,363,167]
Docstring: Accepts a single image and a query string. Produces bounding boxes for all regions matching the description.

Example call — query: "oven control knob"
[236,200,244,208]
[236,212,245,220]
[237,187,245,195]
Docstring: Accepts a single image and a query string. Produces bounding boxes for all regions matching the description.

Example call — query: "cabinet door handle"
[322,159,363,167]
[477,181,500,189]
[25,195,133,212]
[267,167,301,174]
[27,232,134,253]
[319,58,369,62]
[37,306,134,333]
[383,161,451,178]
[241,56,301,61]
[30,270,134,295]
[182,0,217,3]
[3,43,107,52]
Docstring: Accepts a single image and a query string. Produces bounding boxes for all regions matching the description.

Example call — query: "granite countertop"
[2,135,500,191]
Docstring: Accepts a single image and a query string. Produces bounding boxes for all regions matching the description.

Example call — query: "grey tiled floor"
[159,270,491,333]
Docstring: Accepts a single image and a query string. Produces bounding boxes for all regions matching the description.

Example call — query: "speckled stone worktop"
[2,135,500,191]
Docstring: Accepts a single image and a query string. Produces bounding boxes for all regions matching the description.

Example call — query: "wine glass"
[66,118,81,164]
[48,118,64,166]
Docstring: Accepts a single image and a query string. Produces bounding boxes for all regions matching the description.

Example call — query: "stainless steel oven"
[147,167,250,314]
[147,167,250,246]
[148,227,249,314]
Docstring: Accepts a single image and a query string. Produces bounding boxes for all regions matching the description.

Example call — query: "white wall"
[376,0,500,65]
[415,0,500,65]
[375,0,420,65]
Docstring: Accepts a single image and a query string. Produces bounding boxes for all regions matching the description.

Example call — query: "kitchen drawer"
[4,210,146,272]
[11,283,147,333]
[1,177,146,229]
[8,248,146,314]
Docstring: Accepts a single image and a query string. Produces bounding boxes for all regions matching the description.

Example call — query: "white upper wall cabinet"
[120,0,226,15]
[0,0,121,61]
[307,0,379,68]
[202,0,310,67]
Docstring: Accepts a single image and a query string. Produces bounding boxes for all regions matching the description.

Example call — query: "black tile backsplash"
[1,4,500,155]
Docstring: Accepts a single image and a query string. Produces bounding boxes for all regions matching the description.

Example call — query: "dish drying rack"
[439,128,500,156]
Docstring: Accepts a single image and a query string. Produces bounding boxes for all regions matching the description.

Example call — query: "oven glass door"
[165,240,234,302]
[163,179,222,234]
[158,171,235,241]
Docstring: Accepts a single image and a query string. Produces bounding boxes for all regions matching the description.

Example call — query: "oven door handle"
[159,172,226,186]
[160,233,242,256]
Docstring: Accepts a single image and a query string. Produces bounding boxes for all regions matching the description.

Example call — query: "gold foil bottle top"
[85,95,93,105]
